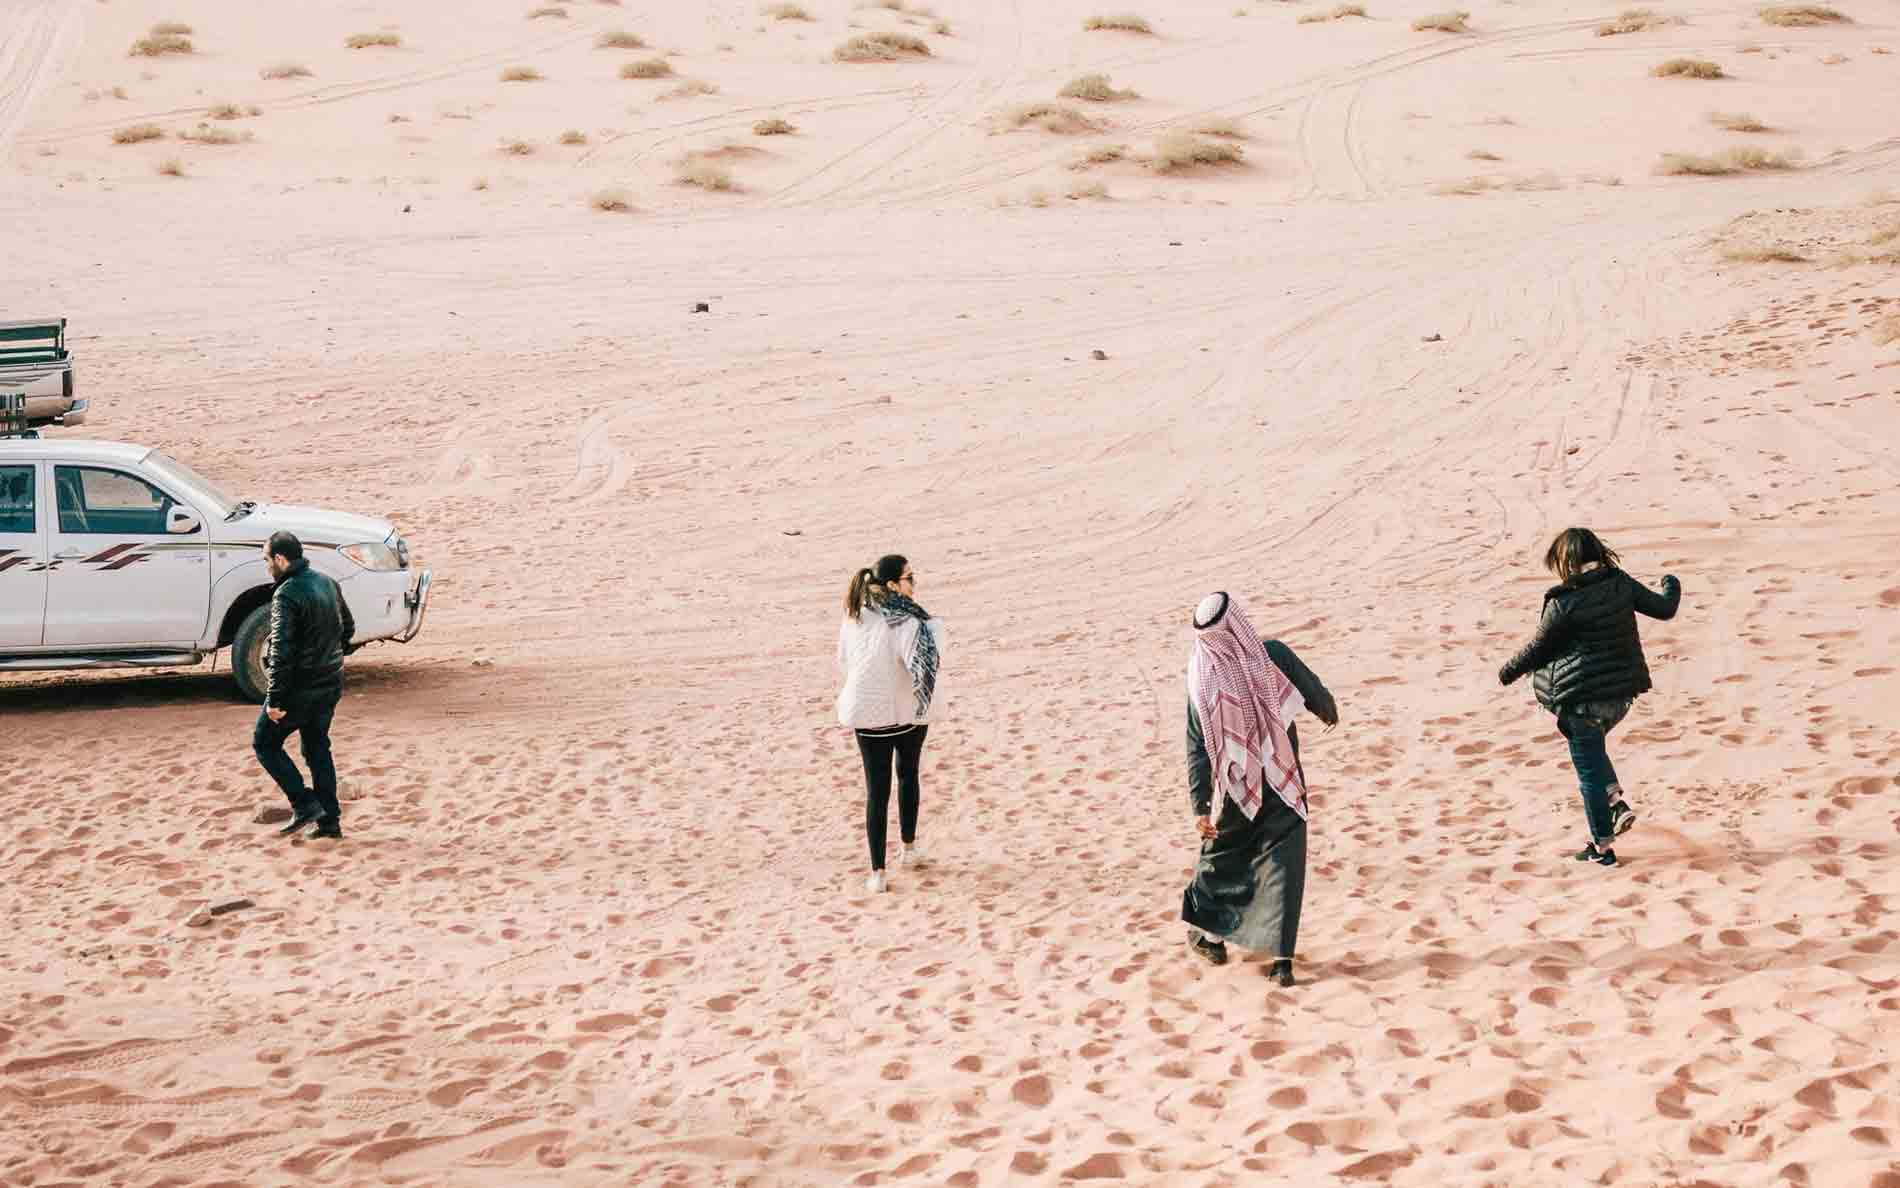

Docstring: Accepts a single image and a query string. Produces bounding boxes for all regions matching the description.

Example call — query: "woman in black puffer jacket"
[1498,528,1681,867]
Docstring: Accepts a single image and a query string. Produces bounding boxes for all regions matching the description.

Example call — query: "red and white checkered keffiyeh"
[1190,596,1307,822]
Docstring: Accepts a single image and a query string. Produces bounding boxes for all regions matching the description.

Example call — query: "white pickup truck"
[0,437,430,700]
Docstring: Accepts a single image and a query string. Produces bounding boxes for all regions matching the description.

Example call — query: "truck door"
[42,464,211,648]
[0,460,46,648]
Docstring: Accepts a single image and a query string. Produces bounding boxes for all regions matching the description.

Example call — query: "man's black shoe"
[278,811,319,836]
[311,819,343,840]
[1188,931,1228,966]
[1269,958,1297,987]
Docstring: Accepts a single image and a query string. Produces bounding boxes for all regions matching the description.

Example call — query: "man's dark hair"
[267,531,304,562]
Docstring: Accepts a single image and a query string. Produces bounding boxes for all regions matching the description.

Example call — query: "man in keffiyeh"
[1181,592,1340,985]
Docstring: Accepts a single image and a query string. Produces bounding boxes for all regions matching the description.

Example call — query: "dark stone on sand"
[254,804,293,825]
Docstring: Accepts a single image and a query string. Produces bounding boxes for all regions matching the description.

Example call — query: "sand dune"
[4,0,1899,1184]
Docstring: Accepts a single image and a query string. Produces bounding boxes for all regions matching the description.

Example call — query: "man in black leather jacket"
[252,531,356,840]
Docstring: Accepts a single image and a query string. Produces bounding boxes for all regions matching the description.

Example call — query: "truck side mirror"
[166,506,201,535]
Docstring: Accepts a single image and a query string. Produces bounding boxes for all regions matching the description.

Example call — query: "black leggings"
[856,725,928,871]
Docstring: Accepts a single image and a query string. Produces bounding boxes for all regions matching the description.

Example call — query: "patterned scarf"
[1189,595,1307,822]
[878,592,938,717]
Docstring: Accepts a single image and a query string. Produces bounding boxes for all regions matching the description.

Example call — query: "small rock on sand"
[254,804,293,824]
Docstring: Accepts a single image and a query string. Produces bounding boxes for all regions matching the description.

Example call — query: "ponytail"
[843,553,910,620]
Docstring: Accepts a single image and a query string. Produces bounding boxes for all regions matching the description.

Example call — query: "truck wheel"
[232,604,271,703]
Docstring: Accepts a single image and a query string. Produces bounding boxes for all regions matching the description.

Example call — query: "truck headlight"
[393,534,410,569]
[338,541,402,571]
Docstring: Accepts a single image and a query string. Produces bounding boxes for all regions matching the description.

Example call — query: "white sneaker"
[865,870,887,893]
[899,842,922,867]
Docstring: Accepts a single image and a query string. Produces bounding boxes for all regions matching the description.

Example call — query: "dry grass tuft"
[1720,242,1808,262]
[180,123,249,145]
[1412,10,1470,32]
[1820,52,1848,64]
[1192,117,1247,138]
[112,123,166,145]
[1708,111,1771,131]
[1060,73,1139,101]
[676,159,737,190]
[1596,8,1678,35]
[500,66,544,81]
[1008,103,1100,134]
[150,20,193,35]
[1759,4,1847,24]
[1073,143,1127,169]
[662,79,720,99]
[765,2,814,18]
[472,177,491,191]
[1299,4,1367,22]
[1152,131,1243,171]
[1467,148,1501,160]
[620,57,675,78]
[130,33,193,56]
[1652,57,1724,77]
[1067,181,1110,199]
[933,19,952,33]
[597,30,647,48]
[591,188,634,211]
[1084,13,1154,33]
[346,32,402,49]
[260,63,313,79]
[156,157,184,176]
[207,103,261,120]
[753,117,797,134]
[560,129,588,145]
[1658,146,1797,174]
[1434,172,1564,195]
[834,32,932,59]
[502,139,535,155]
[528,5,569,17]
[1873,315,1900,345]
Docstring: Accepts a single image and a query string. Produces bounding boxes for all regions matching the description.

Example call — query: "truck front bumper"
[395,568,432,643]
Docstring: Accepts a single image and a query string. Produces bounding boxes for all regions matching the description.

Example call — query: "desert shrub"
[1152,132,1243,171]
[1008,103,1099,134]
[150,21,193,35]
[1299,4,1367,22]
[1720,243,1807,262]
[1657,146,1797,173]
[1873,315,1900,345]
[834,32,931,59]
[1653,57,1724,77]
[933,19,952,33]
[130,33,193,56]
[676,159,736,190]
[1412,10,1469,31]
[1596,8,1677,35]
[1060,73,1138,101]
[180,124,248,144]
[662,79,720,98]
[765,2,813,18]
[157,157,185,176]
[753,117,797,134]
[260,63,313,79]
[620,57,674,78]
[501,66,544,81]
[345,33,402,49]
[528,5,568,17]
[1759,4,1846,24]
[1068,181,1110,199]
[502,139,535,155]
[597,30,646,48]
[1708,111,1770,131]
[1084,13,1153,32]
[111,123,165,144]
[1192,117,1246,138]
[1467,148,1501,160]
[1075,143,1127,168]
[560,129,588,144]
[592,188,634,211]
[207,103,261,120]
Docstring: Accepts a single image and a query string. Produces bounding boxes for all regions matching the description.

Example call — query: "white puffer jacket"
[836,611,945,729]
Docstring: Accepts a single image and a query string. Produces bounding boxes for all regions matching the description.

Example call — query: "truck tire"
[231,603,271,703]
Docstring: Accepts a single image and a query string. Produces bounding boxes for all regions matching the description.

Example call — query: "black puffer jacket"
[1498,566,1680,712]
[265,558,356,708]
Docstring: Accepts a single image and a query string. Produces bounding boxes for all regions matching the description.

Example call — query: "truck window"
[0,465,32,533]
[55,466,174,535]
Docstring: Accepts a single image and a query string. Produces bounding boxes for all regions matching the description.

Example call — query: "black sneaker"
[1188,931,1228,966]
[1610,799,1637,837]
[1574,844,1617,867]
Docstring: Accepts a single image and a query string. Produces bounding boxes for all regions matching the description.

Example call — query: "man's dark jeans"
[254,691,342,820]
[1556,703,1627,846]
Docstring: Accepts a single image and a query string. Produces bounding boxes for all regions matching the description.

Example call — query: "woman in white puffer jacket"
[836,554,944,894]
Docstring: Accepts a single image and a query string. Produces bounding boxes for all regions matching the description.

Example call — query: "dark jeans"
[1557,705,1625,845]
[254,691,342,820]
[856,725,928,871]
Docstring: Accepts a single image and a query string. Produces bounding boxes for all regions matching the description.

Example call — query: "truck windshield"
[145,451,236,519]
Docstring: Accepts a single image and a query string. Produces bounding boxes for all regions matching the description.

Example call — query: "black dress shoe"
[1188,931,1228,966]
[311,818,343,840]
[278,811,319,836]
[1269,959,1297,988]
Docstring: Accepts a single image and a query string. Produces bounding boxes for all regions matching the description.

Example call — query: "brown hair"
[1544,528,1620,584]
[844,554,908,620]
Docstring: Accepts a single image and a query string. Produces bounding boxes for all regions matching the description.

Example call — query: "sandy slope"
[3,1,1899,1185]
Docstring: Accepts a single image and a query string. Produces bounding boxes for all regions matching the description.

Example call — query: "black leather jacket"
[1499,566,1680,712]
[265,558,355,708]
